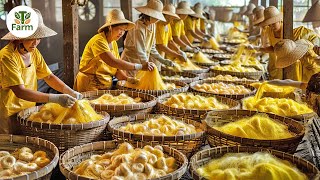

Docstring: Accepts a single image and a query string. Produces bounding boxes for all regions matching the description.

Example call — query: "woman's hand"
[142,62,155,71]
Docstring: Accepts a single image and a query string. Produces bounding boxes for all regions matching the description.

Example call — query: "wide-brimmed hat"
[98,9,135,33]
[259,6,283,27]
[303,0,320,22]
[190,6,205,19]
[163,4,180,19]
[239,6,247,15]
[244,3,256,16]
[274,39,309,68]
[253,6,265,25]
[2,9,57,40]
[193,2,202,10]
[176,1,195,15]
[135,0,166,22]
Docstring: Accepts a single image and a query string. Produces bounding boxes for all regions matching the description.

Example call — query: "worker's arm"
[172,36,188,48]
[188,30,204,41]
[168,40,180,52]
[10,85,49,102]
[156,44,182,59]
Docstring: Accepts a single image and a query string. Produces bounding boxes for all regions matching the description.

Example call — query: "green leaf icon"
[25,12,31,19]
[15,12,20,19]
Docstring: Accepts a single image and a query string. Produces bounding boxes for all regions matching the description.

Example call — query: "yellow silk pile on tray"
[119,115,201,136]
[28,100,103,124]
[212,113,293,140]
[193,82,251,95]
[168,58,202,72]
[90,93,142,105]
[193,52,215,64]
[251,82,295,95]
[197,152,307,180]
[161,75,190,81]
[201,37,220,50]
[125,66,177,90]
[211,63,258,72]
[206,74,252,82]
[163,93,229,110]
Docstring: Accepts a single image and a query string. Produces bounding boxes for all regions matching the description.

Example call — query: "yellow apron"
[0,63,37,134]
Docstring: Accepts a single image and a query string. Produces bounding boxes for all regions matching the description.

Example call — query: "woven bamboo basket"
[161,65,210,74]
[198,72,258,84]
[157,92,240,122]
[225,46,238,53]
[189,146,319,180]
[0,134,59,180]
[17,107,110,153]
[210,68,263,80]
[212,53,233,60]
[116,80,189,97]
[160,70,200,84]
[107,114,206,158]
[204,110,305,153]
[189,79,256,100]
[193,61,219,67]
[200,49,225,54]
[59,141,188,180]
[82,90,157,117]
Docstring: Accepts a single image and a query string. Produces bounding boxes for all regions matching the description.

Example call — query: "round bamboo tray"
[157,92,240,122]
[193,60,219,67]
[190,146,319,180]
[161,70,200,84]
[116,80,189,97]
[82,90,157,117]
[200,49,225,54]
[0,134,59,180]
[161,65,210,74]
[212,53,233,60]
[17,107,110,153]
[190,79,256,100]
[107,114,206,158]
[59,141,188,180]
[198,72,258,84]
[210,68,264,80]
[204,110,305,153]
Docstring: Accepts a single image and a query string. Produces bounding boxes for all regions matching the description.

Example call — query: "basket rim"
[0,134,59,180]
[107,114,206,141]
[199,72,258,82]
[158,92,241,114]
[17,106,110,130]
[210,67,264,76]
[59,141,188,180]
[200,48,225,54]
[160,70,200,83]
[205,109,305,143]
[82,90,157,111]
[189,79,257,99]
[189,145,319,180]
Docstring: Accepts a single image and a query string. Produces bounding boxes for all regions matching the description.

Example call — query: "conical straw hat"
[176,1,195,15]
[274,39,309,68]
[135,0,166,22]
[98,9,135,33]
[259,6,283,27]
[2,9,57,40]
[239,6,247,14]
[163,4,180,19]
[253,6,265,25]
[190,6,205,19]
[244,3,256,15]
[303,0,320,22]
[193,2,202,10]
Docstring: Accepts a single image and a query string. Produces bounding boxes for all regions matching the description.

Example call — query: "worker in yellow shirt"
[156,4,187,61]
[74,9,154,92]
[121,0,176,77]
[193,3,207,34]
[274,39,320,82]
[248,6,320,80]
[184,8,208,44]
[0,9,82,134]
[247,6,265,45]
[171,1,199,53]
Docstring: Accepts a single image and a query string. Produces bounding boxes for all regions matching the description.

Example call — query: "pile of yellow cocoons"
[119,115,201,136]
[161,75,191,81]
[192,52,215,64]
[197,152,307,180]
[201,37,220,50]
[0,147,51,178]
[243,97,314,117]
[212,113,293,140]
[125,66,178,90]
[90,93,142,105]
[251,82,295,94]
[169,58,203,72]
[212,64,258,72]
[163,93,229,110]
[206,74,252,82]
[193,82,251,95]
[28,100,103,124]
[73,143,177,180]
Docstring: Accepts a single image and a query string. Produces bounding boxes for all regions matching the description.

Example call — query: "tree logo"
[6,6,38,38]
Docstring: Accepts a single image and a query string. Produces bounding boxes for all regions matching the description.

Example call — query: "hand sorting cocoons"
[193,82,251,95]
[0,147,50,178]
[197,152,307,180]
[163,93,229,110]
[119,115,201,136]
[28,100,103,124]
[73,143,178,179]
[90,93,142,105]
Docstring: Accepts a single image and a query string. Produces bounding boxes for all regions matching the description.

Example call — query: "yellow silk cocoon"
[201,37,220,50]
[251,82,295,97]
[90,93,142,105]
[197,152,307,180]
[193,52,215,63]
[28,100,103,124]
[212,113,293,140]
[168,58,202,72]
